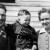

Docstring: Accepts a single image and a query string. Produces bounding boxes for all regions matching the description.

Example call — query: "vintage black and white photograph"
[0,0,50,50]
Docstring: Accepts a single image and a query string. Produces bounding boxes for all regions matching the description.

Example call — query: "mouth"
[42,23,49,26]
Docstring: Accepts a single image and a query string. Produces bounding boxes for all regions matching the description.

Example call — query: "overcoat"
[0,24,16,50]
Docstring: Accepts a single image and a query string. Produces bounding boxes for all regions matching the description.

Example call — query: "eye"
[45,18,49,20]
[40,19,44,21]
[25,19,30,21]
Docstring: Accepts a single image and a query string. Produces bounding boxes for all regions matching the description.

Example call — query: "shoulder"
[6,24,13,28]
[37,28,46,36]
[28,25,37,36]
[31,27,37,34]
[5,24,14,32]
[29,25,36,32]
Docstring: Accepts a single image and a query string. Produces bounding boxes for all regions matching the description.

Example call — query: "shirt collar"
[0,24,7,31]
[1,26,5,31]
[39,28,47,33]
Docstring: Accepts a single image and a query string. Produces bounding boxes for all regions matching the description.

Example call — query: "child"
[15,9,37,50]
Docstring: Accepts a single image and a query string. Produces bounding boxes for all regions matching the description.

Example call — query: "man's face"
[0,8,6,27]
[18,15,30,26]
[40,12,50,29]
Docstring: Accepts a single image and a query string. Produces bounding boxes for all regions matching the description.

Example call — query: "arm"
[31,28,38,50]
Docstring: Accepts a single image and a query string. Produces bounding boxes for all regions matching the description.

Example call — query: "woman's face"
[40,12,50,29]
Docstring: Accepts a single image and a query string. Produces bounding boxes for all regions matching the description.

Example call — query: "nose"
[43,19,47,23]
[0,15,2,19]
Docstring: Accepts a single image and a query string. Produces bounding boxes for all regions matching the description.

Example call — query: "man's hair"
[0,4,7,12]
[38,8,50,21]
[18,9,31,16]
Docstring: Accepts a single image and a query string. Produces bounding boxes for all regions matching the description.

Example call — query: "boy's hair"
[38,8,50,21]
[0,4,7,12]
[18,9,31,16]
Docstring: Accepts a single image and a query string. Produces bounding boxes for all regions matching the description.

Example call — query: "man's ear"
[17,19,20,21]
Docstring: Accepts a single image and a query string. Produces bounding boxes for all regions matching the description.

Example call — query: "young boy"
[15,9,37,50]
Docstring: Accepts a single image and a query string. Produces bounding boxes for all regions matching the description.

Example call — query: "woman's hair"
[38,8,50,21]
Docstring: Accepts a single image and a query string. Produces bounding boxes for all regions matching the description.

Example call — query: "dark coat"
[0,24,16,50]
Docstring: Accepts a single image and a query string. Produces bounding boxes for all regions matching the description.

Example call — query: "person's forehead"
[18,11,25,15]
[40,12,50,18]
[0,8,5,14]
[19,15,30,21]
[19,14,31,18]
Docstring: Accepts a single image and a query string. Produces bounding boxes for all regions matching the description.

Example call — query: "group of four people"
[0,3,50,50]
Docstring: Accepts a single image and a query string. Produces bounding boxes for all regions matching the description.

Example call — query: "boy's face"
[40,12,50,29]
[18,14,31,26]
[0,8,6,27]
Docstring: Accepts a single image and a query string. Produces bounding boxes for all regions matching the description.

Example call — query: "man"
[0,4,17,50]
[38,8,50,50]
[15,9,37,50]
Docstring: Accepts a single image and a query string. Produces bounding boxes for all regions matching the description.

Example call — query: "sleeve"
[31,28,37,42]
[31,28,38,48]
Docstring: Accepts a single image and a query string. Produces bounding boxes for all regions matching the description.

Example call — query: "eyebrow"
[40,18,49,20]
